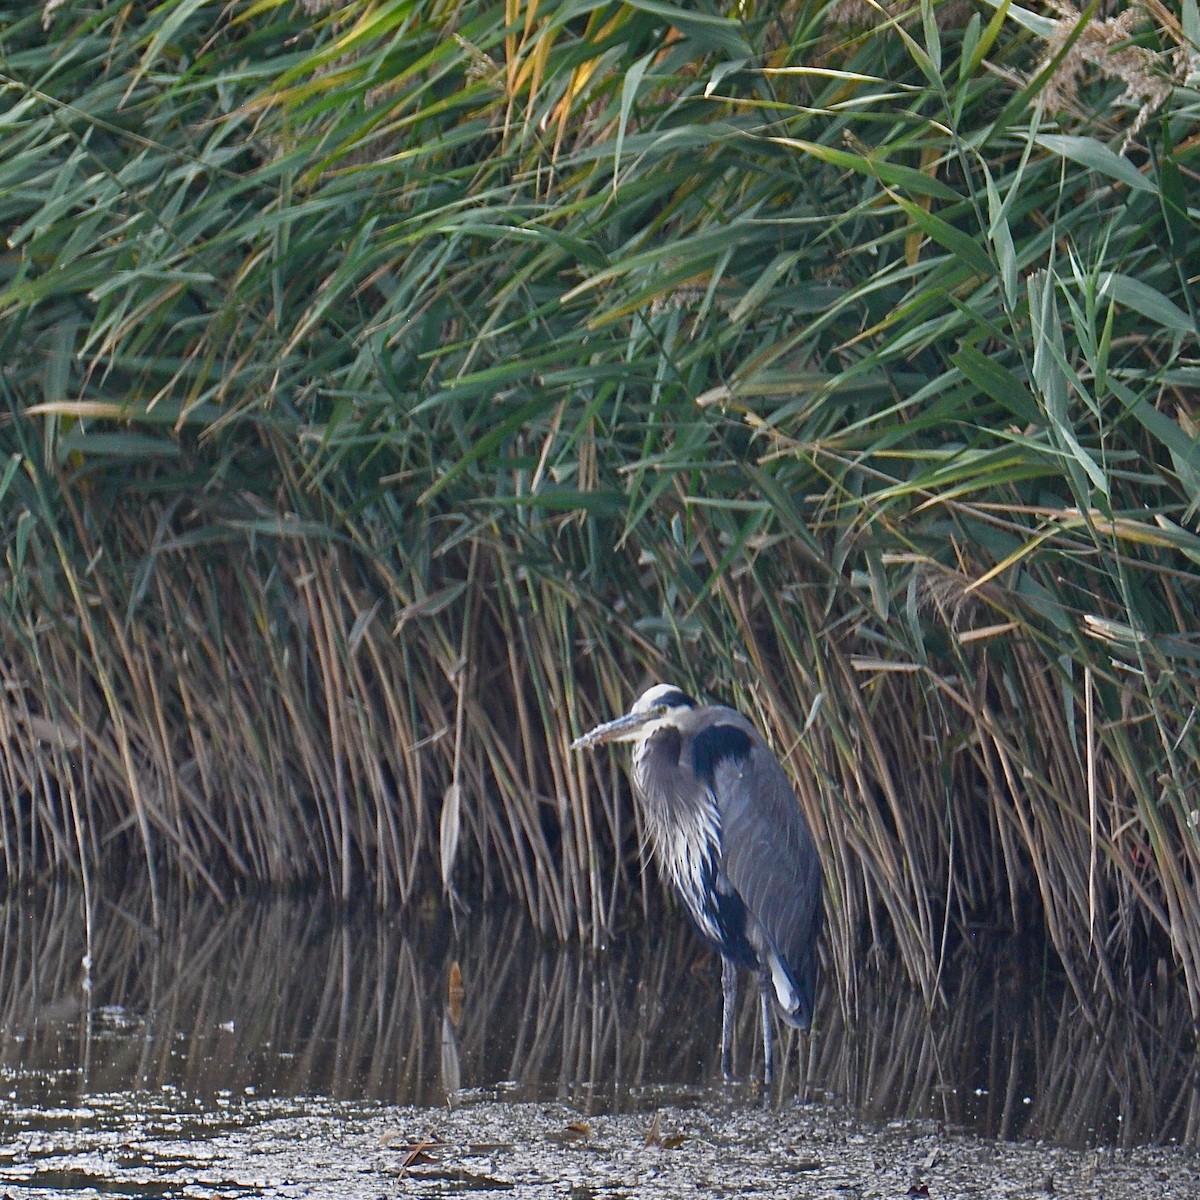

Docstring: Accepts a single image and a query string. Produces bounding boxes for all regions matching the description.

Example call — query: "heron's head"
[570,684,695,750]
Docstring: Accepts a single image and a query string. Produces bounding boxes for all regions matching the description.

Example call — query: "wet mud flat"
[3,1088,1200,1199]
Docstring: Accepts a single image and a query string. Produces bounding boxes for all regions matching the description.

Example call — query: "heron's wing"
[703,717,823,1023]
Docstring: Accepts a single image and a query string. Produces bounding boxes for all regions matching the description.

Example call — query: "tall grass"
[1,0,1198,1013]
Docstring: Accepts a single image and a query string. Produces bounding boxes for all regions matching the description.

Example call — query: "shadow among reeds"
[1,885,1197,1151]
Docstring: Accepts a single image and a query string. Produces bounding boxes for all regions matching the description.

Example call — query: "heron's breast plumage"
[631,719,752,959]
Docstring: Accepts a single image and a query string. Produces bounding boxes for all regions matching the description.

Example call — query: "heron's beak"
[570,709,654,750]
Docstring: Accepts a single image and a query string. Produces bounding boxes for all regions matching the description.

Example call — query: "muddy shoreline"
[4,1090,1200,1198]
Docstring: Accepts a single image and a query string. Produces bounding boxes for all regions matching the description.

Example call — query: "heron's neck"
[632,728,718,850]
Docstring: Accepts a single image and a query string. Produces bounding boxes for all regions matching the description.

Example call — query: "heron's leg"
[720,956,737,1078]
[759,982,775,1090]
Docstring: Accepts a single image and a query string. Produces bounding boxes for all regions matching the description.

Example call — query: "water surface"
[2,886,1198,1196]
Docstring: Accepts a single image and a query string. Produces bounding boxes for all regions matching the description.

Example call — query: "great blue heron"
[571,683,822,1086]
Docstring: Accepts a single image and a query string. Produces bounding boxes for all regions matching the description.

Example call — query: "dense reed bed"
[1,0,1198,1015]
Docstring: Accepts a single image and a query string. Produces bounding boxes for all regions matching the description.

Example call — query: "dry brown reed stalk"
[0,489,660,940]
[910,561,1200,1019]
[900,569,1125,1004]
[7,478,1200,1026]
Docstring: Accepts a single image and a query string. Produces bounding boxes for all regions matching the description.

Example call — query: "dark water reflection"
[1,885,1197,1150]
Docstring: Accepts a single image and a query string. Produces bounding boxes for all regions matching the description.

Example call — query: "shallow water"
[2,886,1199,1196]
